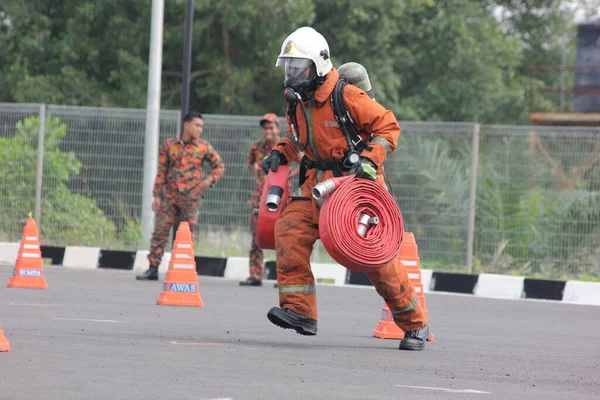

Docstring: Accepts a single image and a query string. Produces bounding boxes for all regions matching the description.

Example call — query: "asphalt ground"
[0,265,598,400]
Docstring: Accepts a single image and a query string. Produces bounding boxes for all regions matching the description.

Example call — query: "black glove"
[261,150,287,174]
[349,157,378,181]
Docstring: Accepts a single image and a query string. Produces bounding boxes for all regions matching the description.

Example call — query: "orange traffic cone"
[7,216,48,289]
[373,232,434,341]
[156,222,204,307]
[0,316,10,352]
[372,303,405,339]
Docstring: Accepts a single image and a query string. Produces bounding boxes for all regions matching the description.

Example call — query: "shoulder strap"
[331,79,365,152]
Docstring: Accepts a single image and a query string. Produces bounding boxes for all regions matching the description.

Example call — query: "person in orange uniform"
[136,112,225,281]
[261,27,431,351]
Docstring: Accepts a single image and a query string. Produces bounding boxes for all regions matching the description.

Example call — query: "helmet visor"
[276,57,314,82]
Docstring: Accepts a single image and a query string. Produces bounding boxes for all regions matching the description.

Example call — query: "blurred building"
[529,15,600,126]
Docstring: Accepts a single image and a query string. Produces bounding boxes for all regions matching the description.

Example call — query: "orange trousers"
[274,198,427,332]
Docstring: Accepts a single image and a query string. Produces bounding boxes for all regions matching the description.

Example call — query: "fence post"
[34,104,46,227]
[176,111,182,138]
[466,123,480,273]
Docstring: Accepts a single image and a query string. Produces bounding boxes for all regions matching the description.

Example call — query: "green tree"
[0,0,153,107]
[1,0,597,121]
[311,0,433,113]
[0,0,314,114]
[394,1,526,124]
[180,0,314,115]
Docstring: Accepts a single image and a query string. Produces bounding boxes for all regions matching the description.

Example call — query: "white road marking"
[50,318,118,323]
[9,302,57,307]
[395,385,491,394]
[171,341,226,346]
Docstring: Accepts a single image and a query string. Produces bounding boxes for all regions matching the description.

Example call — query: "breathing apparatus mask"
[277,57,318,103]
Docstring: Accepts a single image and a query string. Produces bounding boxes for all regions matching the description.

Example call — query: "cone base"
[0,330,10,352]
[373,321,405,339]
[7,277,48,289]
[373,322,436,342]
[156,293,204,307]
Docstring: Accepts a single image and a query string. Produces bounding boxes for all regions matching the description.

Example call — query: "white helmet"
[276,27,333,95]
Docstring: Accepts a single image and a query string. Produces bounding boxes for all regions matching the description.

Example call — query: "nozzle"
[265,195,281,211]
[312,179,337,200]
[265,186,284,211]
[357,213,379,237]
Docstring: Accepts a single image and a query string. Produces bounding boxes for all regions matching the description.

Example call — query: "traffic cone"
[373,232,434,341]
[156,222,204,307]
[0,315,10,352]
[372,303,405,339]
[7,215,48,289]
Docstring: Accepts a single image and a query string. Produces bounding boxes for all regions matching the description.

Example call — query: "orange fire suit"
[272,68,426,332]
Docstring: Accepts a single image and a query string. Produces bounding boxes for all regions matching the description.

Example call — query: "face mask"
[279,58,317,101]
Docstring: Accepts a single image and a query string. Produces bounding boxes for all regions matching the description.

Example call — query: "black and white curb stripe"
[0,242,227,277]
[350,270,600,305]
[1,242,598,306]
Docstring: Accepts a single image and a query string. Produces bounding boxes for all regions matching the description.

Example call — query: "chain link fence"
[1,103,599,279]
[475,125,600,279]
[0,104,42,243]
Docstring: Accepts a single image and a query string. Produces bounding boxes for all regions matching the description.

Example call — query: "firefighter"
[261,27,431,350]
[136,112,225,281]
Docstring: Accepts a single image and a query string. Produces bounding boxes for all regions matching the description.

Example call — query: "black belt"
[299,155,351,186]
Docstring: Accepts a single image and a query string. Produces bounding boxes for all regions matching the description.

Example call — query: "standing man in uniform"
[136,111,225,281]
[261,27,431,350]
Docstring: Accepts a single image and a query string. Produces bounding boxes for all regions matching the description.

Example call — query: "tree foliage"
[1,0,597,123]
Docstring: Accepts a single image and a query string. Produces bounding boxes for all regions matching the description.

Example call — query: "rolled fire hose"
[255,165,291,250]
[313,175,404,272]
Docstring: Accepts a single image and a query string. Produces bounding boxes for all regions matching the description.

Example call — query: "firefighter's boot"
[267,307,317,336]
[399,324,431,351]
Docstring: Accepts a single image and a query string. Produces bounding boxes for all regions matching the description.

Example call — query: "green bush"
[0,116,118,246]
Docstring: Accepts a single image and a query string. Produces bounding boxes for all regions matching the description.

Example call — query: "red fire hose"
[256,168,404,272]
[315,175,404,272]
[255,165,291,250]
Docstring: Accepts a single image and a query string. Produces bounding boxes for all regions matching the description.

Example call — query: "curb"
[1,242,599,306]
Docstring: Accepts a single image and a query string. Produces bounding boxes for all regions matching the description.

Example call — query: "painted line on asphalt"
[395,384,491,394]
[9,302,58,307]
[171,341,227,346]
[50,318,118,323]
